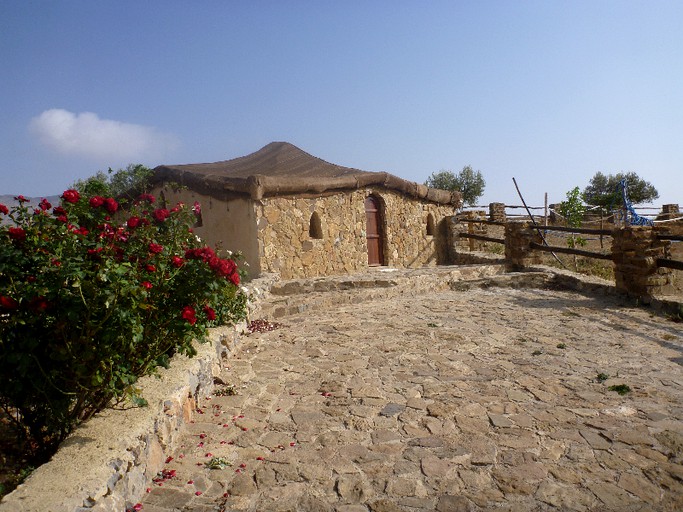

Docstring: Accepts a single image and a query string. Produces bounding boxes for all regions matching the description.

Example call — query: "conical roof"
[153,142,460,205]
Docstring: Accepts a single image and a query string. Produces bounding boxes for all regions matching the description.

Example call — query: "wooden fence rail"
[657,258,683,271]
[529,242,612,260]
[456,220,683,273]
[457,232,505,245]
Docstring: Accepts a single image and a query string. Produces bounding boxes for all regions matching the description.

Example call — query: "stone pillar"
[446,216,461,263]
[504,222,542,271]
[489,202,506,223]
[611,226,674,299]
[658,204,680,220]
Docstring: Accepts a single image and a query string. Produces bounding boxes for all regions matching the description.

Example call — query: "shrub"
[0,191,246,458]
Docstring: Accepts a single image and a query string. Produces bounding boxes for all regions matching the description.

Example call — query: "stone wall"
[504,222,543,271]
[611,226,674,299]
[255,188,454,279]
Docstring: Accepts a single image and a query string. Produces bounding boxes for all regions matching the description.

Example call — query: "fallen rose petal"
[187,480,194,484]
[165,456,174,463]
[195,491,203,496]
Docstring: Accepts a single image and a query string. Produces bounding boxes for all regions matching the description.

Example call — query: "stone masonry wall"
[254,188,454,279]
[611,226,674,299]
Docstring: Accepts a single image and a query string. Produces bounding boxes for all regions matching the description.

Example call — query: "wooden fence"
[454,217,683,298]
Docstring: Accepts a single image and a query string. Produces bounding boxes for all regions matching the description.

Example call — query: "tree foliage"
[558,186,586,249]
[583,171,659,208]
[72,164,154,199]
[425,165,485,206]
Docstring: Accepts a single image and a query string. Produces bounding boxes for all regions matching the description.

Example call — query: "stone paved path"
[141,279,683,511]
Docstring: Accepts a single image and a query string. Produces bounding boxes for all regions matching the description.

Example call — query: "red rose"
[61,189,80,204]
[203,305,216,321]
[127,216,141,229]
[145,264,156,272]
[138,193,155,204]
[149,243,163,254]
[0,204,8,215]
[192,201,202,216]
[152,209,170,222]
[171,256,184,268]
[39,198,52,211]
[229,272,240,286]
[104,197,118,214]
[0,296,19,310]
[181,305,197,325]
[185,246,215,262]
[8,227,26,242]
[89,196,105,208]
[14,195,29,203]
[56,215,68,223]
[29,296,49,313]
[141,281,153,289]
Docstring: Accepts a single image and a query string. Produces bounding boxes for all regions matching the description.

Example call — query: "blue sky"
[1,1,681,209]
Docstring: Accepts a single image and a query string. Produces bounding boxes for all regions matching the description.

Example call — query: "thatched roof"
[152,142,461,206]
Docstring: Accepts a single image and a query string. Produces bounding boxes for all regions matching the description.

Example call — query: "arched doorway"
[364,195,385,266]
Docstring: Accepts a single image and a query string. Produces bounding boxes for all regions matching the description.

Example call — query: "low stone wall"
[0,276,276,512]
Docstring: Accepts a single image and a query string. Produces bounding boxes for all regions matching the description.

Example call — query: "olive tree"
[425,165,485,206]
[583,171,659,208]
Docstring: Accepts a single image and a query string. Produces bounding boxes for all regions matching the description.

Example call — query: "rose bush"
[0,191,247,458]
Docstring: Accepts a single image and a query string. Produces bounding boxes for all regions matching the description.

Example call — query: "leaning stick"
[512,177,566,269]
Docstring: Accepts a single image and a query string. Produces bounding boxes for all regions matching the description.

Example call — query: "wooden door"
[365,196,383,266]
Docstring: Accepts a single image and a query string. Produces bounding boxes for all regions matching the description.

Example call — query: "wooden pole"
[544,192,548,227]
[512,177,566,269]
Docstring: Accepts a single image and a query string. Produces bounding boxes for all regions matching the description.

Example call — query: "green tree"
[558,187,586,249]
[72,164,154,199]
[425,165,485,206]
[583,171,659,208]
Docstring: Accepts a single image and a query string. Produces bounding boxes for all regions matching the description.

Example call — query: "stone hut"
[151,142,461,279]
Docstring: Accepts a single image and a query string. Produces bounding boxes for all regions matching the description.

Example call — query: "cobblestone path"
[141,283,683,511]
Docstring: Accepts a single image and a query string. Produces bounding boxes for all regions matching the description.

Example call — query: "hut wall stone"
[255,188,454,279]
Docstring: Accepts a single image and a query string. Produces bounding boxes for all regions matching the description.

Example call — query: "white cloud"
[29,109,179,162]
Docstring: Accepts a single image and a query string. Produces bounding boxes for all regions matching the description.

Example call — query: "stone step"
[258,264,526,319]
